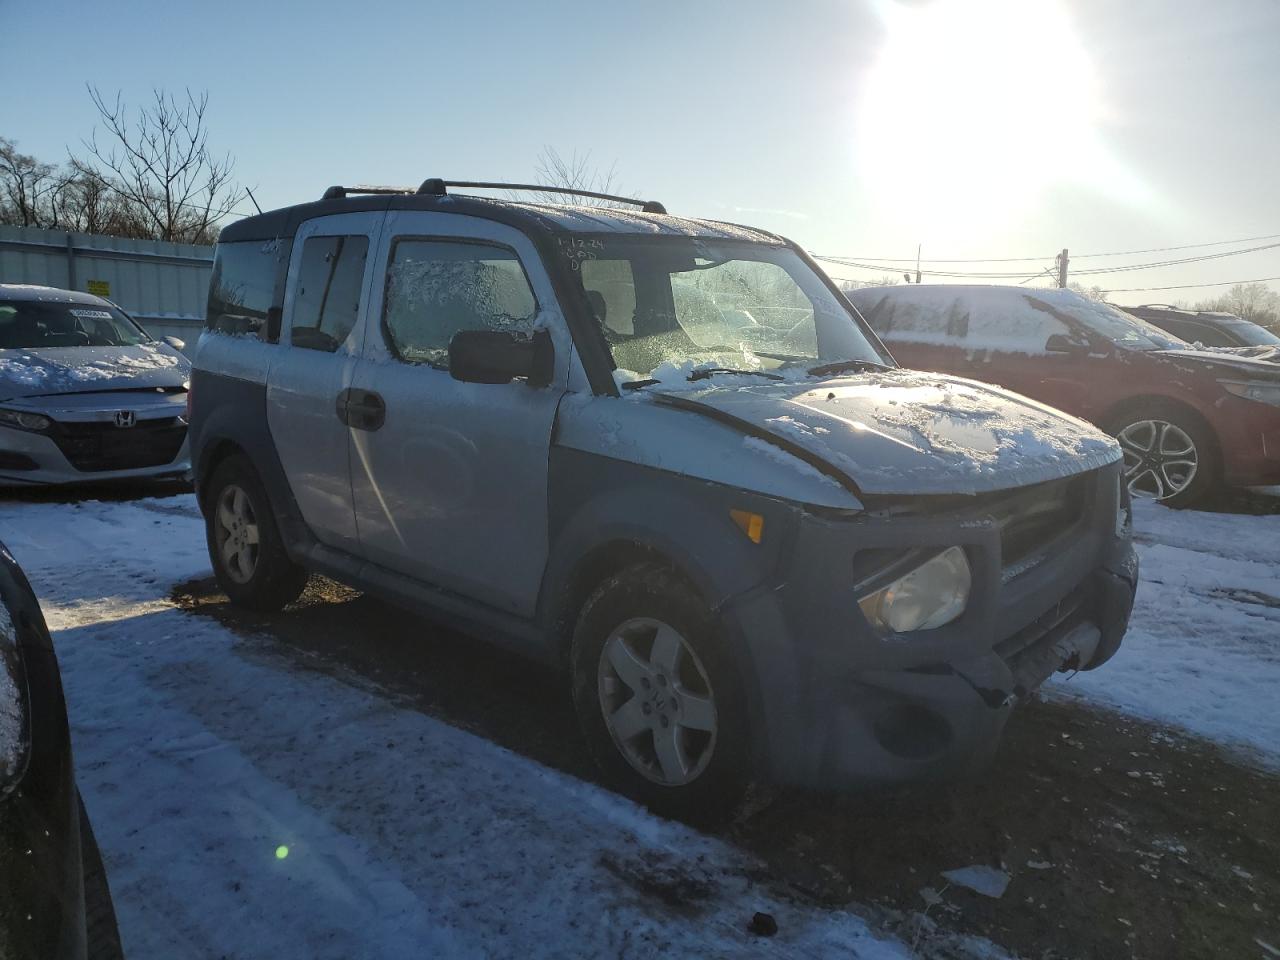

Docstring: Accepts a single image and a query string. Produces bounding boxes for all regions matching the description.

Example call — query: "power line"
[813,230,1280,265]
[814,239,1280,281]
[814,251,1053,264]
[812,256,1043,279]
[1074,232,1280,259]
[1067,240,1280,276]
[1099,276,1280,294]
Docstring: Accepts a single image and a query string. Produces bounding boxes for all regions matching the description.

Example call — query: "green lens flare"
[275,845,289,860]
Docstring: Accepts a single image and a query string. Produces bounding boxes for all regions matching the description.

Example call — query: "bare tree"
[0,137,64,227]
[1067,281,1108,302]
[73,86,246,244]
[838,274,901,291]
[520,146,632,207]
[1195,282,1280,330]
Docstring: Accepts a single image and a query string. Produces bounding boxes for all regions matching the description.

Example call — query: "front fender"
[542,447,801,618]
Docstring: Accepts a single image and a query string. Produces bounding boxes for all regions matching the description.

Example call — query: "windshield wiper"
[688,367,785,382]
[806,358,892,377]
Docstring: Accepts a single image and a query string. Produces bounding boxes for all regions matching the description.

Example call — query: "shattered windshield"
[570,237,890,384]
[0,300,151,349]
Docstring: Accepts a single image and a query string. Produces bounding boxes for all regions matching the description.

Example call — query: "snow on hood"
[1154,345,1280,370]
[0,344,189,400]
[650,369,1121,496]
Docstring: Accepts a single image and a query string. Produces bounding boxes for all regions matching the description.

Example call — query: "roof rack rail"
[415,178,667,215]
[321,184,414,200]
[1135,303,1188,311]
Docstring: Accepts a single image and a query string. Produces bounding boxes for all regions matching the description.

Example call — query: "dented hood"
[0,344,189,401]
[652,370,1121,496]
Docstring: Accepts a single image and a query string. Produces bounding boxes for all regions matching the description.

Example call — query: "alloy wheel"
[1117,419,1198,501]
[214,484,261,584]
[596,617,718,786]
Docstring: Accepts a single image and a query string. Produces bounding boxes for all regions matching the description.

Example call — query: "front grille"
[994,582,1089,664]
[49,417,187,473]
[989,475,1087,576]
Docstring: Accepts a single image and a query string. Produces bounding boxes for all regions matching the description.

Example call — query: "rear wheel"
[571,563,751,822]
[204,455,308,610]
[1108,402,1218,508]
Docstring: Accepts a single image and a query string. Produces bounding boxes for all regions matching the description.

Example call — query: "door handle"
[336,388,386,431]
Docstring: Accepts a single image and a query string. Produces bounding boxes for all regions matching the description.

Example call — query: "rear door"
[347,210,569,616]
[266,211,384,550]
[851,290,972,375]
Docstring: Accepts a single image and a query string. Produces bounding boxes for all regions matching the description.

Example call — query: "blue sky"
[4,0,1279,303]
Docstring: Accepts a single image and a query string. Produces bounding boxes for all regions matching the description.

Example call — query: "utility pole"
[1057,248,1069,288]
[915,243,922,285]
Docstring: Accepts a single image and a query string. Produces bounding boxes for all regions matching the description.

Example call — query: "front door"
[963,295,1095,417]
[348,210,570,616]
[266,211,384,550]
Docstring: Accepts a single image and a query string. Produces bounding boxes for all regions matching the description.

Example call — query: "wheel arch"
[1099,393,1223,464]
[546,538,707,667]
[539,453,793,669]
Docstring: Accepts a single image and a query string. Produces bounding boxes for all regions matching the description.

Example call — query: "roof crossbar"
[415,178,667,215]
[321,185,414,200]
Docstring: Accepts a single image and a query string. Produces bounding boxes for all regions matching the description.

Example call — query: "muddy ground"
[173,574,1278,960]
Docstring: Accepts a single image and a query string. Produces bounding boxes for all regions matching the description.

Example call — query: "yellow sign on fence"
[86,279,110,297]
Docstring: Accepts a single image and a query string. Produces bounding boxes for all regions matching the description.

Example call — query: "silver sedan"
[0,284,191,486]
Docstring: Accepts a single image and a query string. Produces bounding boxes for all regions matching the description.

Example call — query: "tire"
[80,794,124,960]
[204,454,308,611]
[1106,401,1219,509]
[570,562,752,822]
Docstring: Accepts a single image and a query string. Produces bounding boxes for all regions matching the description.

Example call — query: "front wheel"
[1109,404,1219,508]
[570,563,752,822]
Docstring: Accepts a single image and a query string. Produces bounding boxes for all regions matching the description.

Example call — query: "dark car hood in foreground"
[0,344,189,401]
[652,370,1121,496]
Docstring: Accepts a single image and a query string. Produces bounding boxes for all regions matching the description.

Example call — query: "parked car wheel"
[1108,402,1218,507]
[204,455,308,610]
[571,563,751,821]
[80,793,124,960]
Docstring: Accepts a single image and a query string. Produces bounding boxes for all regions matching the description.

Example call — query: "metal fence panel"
[0,225,212,352]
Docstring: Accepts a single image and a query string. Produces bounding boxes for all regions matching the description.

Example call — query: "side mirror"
[162,335,186,352]
[448,329,554,386]
[1045,333,1088,355]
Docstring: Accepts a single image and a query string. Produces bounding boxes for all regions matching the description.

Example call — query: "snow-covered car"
[0,284,191,486]
[1,539,123,958]
[189,180,1137,817]
[848,285,1280,507]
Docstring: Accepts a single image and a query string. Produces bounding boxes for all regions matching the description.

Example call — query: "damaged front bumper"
[722,463,1138,791]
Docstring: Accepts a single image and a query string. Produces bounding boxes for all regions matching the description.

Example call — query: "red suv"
[847,284,1280,506]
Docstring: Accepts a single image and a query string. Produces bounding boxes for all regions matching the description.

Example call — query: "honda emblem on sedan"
[113,410,136,429]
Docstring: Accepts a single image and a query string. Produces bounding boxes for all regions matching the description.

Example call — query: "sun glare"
[857,0,1110,234]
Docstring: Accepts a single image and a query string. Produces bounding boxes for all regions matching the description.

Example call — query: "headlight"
[1219,379,1280,407]
[0,601,29,797]
[0,408,52,433]
[858,546,972,634]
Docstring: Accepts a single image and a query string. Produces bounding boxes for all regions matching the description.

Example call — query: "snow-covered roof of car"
[0,283,113,306]
[464,198,785,241]
[219,192,786,245]
[846,283,1093,308]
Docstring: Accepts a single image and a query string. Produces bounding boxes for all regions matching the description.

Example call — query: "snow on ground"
[0,497,918,960]
[2,491,1275,957]
[1048,498,1280,768]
